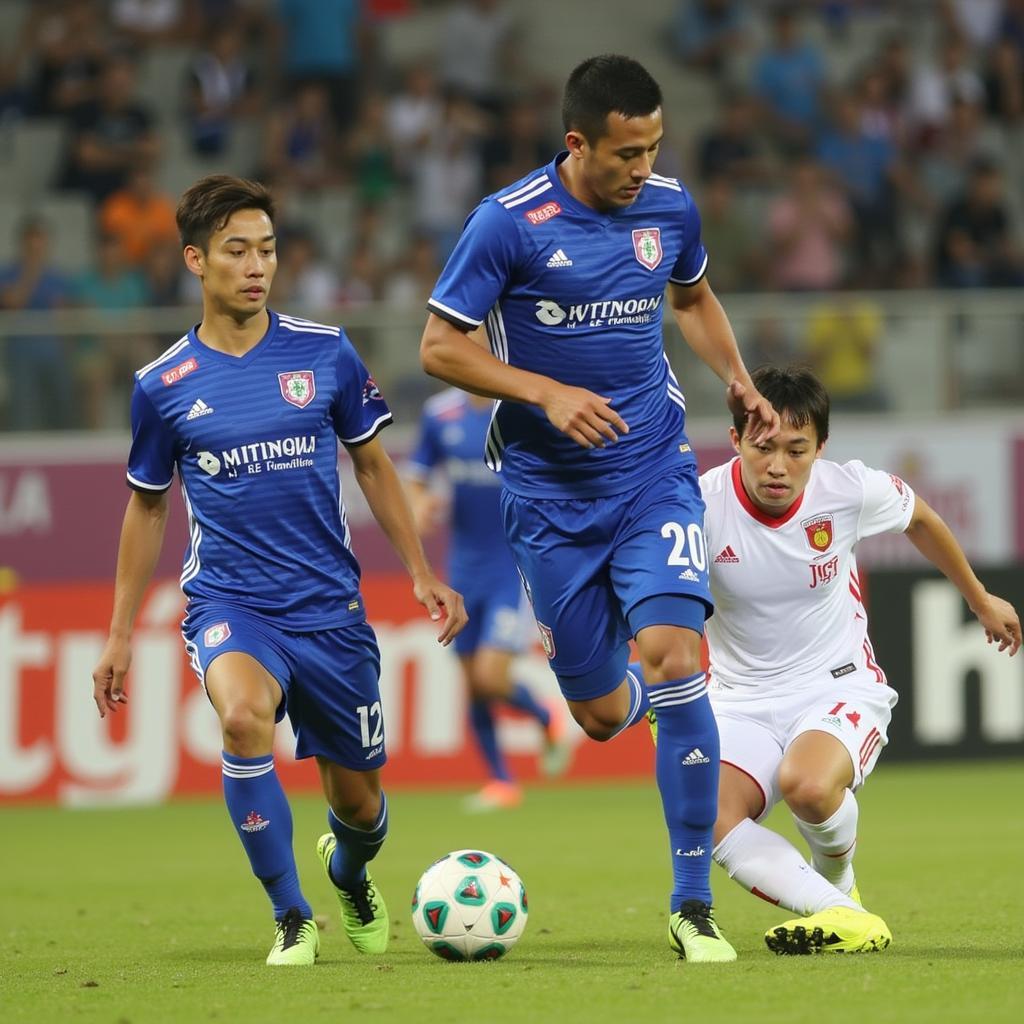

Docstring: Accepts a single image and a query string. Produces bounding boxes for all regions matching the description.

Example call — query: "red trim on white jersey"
[862,637,885,683]
[730,458,806,528]
[859,727,882,769]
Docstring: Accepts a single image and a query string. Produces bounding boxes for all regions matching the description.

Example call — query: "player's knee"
[219,702,275,753]
[332,789,383,830]
[640,648,702,685]
[778,768,834,820]
[466,670,506,701]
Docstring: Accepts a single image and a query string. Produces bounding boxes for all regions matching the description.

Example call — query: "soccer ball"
[411,849,528,962]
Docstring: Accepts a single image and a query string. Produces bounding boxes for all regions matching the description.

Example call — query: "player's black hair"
[735,365,830,445]
[176,174,275,252]
[562,55,662,143]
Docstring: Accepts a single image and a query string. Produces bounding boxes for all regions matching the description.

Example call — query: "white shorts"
[709,669,898,820]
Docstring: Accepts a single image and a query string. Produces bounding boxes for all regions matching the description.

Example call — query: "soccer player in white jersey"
[421,54,779,962]
[699,365,1021,954]
[91,176,467,966]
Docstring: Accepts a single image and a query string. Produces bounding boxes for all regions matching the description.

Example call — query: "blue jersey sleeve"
[668,194,709,286]
[407,411,441,481]
[427,200,520,329]
[332,331,394,445]
[126,380,176,492]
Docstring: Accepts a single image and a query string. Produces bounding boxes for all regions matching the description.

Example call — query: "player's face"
[185,208,277,318]
[731,417,824,514]
[566,109,663,209]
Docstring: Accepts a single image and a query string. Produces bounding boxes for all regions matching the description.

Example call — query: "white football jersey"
[700,457,915,692]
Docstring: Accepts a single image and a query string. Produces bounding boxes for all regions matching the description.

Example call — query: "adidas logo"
[682,747,711,766]
[187,398,214,420]
[678,568,700,583]
[714,545,739,564]
[546,248,573,268]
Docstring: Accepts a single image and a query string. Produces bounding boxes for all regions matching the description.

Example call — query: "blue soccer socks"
[647,673,719,910]
[327,793,389,892]
[469,699,512,782]
[606,663,652,739]
[221,752,312,920]
[504,682,552,728]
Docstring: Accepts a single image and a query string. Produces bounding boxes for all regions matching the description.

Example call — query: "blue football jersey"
[428,152,706,499]
[407,389,514,580]
[126,310,393,630]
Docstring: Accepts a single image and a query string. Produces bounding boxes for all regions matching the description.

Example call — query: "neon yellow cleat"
[316,833,390,954]
[266,908,320,966]
[668,900,737,962]
[765,905,891,955]
[646,707,658,746]
[848,884,862,906]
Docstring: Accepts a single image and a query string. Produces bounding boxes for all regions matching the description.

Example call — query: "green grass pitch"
[2,761,1021,1024]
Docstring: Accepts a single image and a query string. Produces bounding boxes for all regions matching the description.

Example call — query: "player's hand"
[541,383,629,449]
[973,593,1021,655]
[91,635,132,718]
[726,379,780,444]
[412,572,468,646]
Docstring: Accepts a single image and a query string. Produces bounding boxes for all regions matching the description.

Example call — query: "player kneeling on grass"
[91,175,467,967]
[699,365,1020,954]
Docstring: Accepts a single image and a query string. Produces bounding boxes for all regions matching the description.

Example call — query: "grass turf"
[2,761,1022,1024]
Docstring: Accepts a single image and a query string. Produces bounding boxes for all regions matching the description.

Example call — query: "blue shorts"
[500,464,713,701]
[450,565,530,657]
[182,603,385,770]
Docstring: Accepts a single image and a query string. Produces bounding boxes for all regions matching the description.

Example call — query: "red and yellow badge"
[801,513,834,553]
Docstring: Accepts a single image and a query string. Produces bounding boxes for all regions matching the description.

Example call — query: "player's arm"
[91,489,170,717]
[420,314,627,449]
[347,435,467,646]
[904,495,1021,654]
[669,277,779,443]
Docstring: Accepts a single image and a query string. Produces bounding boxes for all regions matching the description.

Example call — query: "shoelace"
[275,908,309,950]
[342,878,378,926]
[677,900,719,939]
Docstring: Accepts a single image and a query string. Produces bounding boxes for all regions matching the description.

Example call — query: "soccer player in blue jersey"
[406,387,571,811]
[420,55,779,962]
[91,175,467,966]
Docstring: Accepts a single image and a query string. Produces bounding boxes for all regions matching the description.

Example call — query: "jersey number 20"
[661,521,707,570]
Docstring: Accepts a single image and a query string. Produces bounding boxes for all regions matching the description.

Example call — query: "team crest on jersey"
[204,622,231,647]
[632,228,663,270]
[801,513,834,553]
[536,620,556,660]
[362,376,382,405]
[278,371,316,408]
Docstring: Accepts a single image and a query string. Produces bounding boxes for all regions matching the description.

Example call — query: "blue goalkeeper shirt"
[428,151,707,499]
[126,310,392,630]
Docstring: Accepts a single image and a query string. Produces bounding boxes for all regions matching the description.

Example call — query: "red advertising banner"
[0,577,654,806]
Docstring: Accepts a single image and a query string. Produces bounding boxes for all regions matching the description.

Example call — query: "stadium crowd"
[2,0,1024,429]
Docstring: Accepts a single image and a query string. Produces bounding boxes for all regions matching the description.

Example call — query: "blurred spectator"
[743,317,796,369]
[983,36,1024,122]
[24,0,107,117]
[0,218,75,431]
[481,93,552,193]
[274,226,339,310]
[816,91,904,287]
[184,24,257,156]
[941,0,1004,51]
[110,0,185,46]
[144,241,190,308]
[858,66,907,146]
[337,241,381,308]
[276,0,366,134]
[99,165,179,268]
[263,83,340,190]
[751,8,827,151]
[439,0,518,113]
[1000,0,1024,55]
[56,51,158,205]
[671,0,745,78]
[935,157,1024,287]
[907,34,984,149]
[695,90,770,187]
[383,234,440,307]
[348,91,398,204]
[804,297,887,410]
[387,63,443,180]
[411,93,486,262]
[699,176,761,292]
[76,232,151,309]
[766,156,851,290]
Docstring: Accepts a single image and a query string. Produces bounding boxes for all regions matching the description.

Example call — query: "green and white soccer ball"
[411,849,528,961]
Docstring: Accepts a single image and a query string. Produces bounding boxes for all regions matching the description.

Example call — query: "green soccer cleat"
[848,883,862,906]
[317,833,390,954]
[668,900,737,963]
[765,905,891,955]
[646,707,658,746]
[266,907,320,966]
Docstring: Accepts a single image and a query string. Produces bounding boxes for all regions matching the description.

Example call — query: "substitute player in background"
[420,54,778,962]
[700,365,1020,954]
[406,387,571,812]
[91,175,466,966]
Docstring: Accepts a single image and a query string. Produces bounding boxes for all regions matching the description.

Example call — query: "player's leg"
[192,617,318,966]
[293,621,390,953]
[315,761,390,953]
